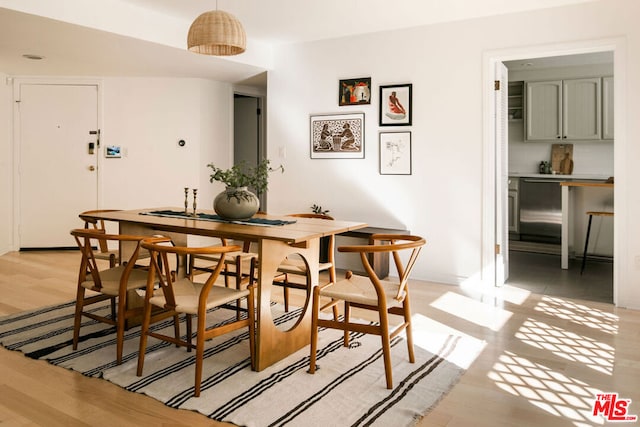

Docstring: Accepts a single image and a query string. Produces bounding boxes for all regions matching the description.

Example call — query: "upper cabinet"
[525,80,562,140]
[602,76,614,140]
[525,77,603,141]
[508,81,524,121]
[562,78,601,140]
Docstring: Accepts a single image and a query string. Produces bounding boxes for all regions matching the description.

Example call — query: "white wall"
[266,0,640,308]
[0,77,234,250]
[267,26,486,286]
[99,77,232,210]
[0,74,12,254]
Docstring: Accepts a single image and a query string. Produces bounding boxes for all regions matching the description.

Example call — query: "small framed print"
[379,83,412,126]
[379,131,411,175]
[310,112,365,159]
[105,145,121,158]
[339,77,371,106]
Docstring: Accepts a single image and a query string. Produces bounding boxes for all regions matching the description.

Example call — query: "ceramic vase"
[213,186,259,220]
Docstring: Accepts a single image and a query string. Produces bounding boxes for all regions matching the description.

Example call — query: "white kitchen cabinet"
[525,78,602,141]
[563,78,601,140]
[525,80,562,140]
[602,76,614,140]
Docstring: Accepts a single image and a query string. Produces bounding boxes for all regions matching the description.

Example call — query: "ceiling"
[0,0,602,86]
[504,51,613,70]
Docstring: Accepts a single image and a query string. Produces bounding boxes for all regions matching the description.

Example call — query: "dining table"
[80,208,368,371]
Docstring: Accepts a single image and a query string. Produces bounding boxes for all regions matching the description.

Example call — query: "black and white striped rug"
[0,301,484,426]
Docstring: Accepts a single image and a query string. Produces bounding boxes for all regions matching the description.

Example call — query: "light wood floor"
[1,250,639,426]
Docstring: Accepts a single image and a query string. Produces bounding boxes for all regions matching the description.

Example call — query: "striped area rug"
[0,301,483,427]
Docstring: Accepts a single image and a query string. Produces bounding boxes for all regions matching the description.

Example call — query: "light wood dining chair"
[137,236,256,397]
[79,209,122,267]
[80,209,152,268]
[70,228,149,364]
[189,238,258,321]
[308,234,426,389]
[272,213,337,313]
[190,238,257,288]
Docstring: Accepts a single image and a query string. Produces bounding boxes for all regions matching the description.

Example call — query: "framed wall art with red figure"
[379,83,412,126]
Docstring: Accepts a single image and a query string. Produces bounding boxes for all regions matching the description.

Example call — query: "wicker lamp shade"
[187,10,246,56]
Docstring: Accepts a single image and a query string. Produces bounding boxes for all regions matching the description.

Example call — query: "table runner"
[140,210,297,227]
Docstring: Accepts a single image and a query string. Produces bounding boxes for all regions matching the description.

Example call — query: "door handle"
[88,165,96,171]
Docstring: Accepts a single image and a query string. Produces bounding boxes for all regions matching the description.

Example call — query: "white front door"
[18,83,99,248]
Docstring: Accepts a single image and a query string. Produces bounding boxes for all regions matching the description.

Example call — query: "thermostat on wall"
[105,145,121,158]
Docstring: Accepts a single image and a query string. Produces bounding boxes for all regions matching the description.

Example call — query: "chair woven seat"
[147,278,250,315]
[80,265,148,295]
[319,274,406,308]
[277,258,333,275]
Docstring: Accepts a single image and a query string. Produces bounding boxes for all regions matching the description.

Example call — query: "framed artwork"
[379,131,411,175]
[310,112,365,159]
[379,83,412,126]
[339,77,372,106]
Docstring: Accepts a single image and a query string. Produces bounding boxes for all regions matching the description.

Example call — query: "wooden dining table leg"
[254,237,319,371]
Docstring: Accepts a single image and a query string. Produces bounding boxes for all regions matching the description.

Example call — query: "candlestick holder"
[184,187,189,215]
[192,188,198,216]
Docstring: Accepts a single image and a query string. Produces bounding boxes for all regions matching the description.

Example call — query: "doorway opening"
[485,41,623,306]
[233,92,266,209]
[503,52,614,304]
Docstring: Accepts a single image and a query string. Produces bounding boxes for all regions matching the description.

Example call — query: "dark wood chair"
[308,234,426,389]
[137,236,256,397]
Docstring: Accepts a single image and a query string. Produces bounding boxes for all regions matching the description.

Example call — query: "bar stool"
[581,211,613,274]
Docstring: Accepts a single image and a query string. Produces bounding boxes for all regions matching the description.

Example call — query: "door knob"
[88,165,96,171]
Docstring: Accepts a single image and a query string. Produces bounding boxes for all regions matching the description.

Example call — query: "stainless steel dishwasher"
[519,178,563,244]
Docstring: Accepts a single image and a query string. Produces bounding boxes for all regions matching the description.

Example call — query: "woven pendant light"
[187,9,246,56]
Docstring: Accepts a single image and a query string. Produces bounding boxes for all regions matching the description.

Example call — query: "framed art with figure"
[379,84,412,126]
[379,131,411,175]
[310,113,365,159]
[339,77,371,106]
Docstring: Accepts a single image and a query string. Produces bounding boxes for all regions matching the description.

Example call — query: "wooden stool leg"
[581,214,594,275]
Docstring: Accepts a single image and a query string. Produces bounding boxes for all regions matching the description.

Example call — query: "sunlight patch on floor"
[489,351,605,426]
[410,313,486,370]
[459,277,532,306]
[535,296,618,334]
[516,318,614,375]
[429,291,512,332]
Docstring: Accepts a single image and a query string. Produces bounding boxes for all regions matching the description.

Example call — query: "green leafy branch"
[208,159,284,195]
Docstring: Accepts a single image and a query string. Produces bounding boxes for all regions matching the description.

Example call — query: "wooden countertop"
[560,181,613,188]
